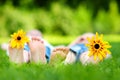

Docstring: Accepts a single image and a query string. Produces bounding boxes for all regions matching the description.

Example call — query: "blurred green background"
[0,0,120,37]
[0,1,120,80]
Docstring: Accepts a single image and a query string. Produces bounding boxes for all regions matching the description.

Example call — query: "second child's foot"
[50,47,69,64]
[28,37,46,64]
[80,51,100,65]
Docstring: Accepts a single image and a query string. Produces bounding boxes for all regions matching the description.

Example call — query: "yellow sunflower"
[10,29,29,49]
[86,32,111,61]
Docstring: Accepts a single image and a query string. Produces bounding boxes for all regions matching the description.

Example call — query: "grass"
[1,34,120,45]
[44,34,120,45]
[0,35,120,80]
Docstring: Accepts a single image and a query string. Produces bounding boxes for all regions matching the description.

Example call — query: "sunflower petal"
[86,32,112,61]
[106,50,111,54]
[10,29,29,49]
[100,34,103,40]
[98,53,103,60]
[100,52,106,58]
[88,52,93,56]
[94,54,97,60]
[96,32,99,40]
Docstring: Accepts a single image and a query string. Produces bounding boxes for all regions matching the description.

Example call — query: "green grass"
[44,34,120,45]
[1,34,120,45]
[0,35,120,80]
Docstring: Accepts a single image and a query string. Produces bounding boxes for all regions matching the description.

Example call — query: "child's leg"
[28,37,46,64]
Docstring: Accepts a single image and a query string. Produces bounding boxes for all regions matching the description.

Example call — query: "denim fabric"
[45,46,51,62]
[70,44,88,61]
[24,44,30,52]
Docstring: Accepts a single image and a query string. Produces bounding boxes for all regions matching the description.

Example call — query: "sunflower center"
[17,36,21,40]
[94,44,100,49]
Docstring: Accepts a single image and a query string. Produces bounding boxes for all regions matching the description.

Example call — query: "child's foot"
[52,47,69,58]
[64,51,76,65]
[49,47,69,64]
[80,51,99,65]
[8,45,25,63]
[23,50,30,63]
[28,37,46,64]
[80,51,112,65]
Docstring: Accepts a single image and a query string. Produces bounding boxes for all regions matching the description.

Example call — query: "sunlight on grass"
[0,38,9,44]
[0,34,120,45]
[44,35,76,45]
[44,34,120,45]
[104,35,120,42]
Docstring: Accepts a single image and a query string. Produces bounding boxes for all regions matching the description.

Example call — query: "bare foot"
[64,51,99,65]
[8,45,25,63]
[51,47,69,58]
[80,51,112,65]
[49,47,69,64]
[80,51,100,65]
[23,50,30,63]
[28,37,46,64]
[64,51,76,64]
[1,43,8,51]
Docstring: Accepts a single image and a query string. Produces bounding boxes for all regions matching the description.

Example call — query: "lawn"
[0,35,120,80]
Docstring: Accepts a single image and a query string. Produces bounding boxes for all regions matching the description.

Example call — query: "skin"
[28,36,46,64]
[52,33,96,65]
[49,47,69,64]
[7,30,46,64]
[8,36,46,64]
[8,45,25,63]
